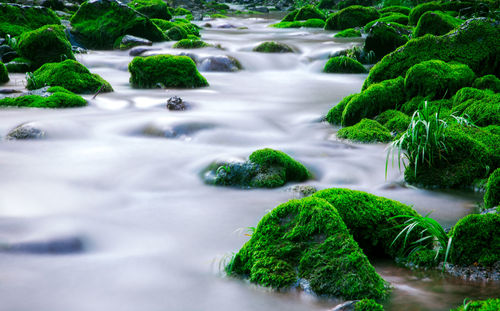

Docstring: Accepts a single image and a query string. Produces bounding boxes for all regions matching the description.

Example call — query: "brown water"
[0,14,497,311]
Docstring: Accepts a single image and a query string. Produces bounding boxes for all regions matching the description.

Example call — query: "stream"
[0,14,498,311]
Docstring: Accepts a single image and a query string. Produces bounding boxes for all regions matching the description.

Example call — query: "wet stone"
[6,123,46,140]
[166,96,189,111]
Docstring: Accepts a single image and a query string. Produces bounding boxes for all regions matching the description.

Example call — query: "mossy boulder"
[450,213,500,266]
[337,119,392,143]
[282,9,299,22]
[334,28,362,37]
[5,58,32,73]
[253,41,293,53]
[364,22,410,62]
[173,7,191,16]
[166,26,188,41]
[272,19,325,29]
[452,87,500,126]
[375,110,410,133]
[27,59,113,94]
[0,62,8,84]
[326,93,357,125]
[341,76,405,126]
[172,39,210,49]
[379,5,411,15]
[336,0,376,10]
[325,5,380,30]
[363,18,500,89]
[127,0,172,20]
[484,168,500,209]
[70,0,165,49]
[294,5,326,21]
[17,25,75,69]
[451,299,500,311]
[413,11,463,37]
[128,54,208,88]
[408,1,443,25]
[473,74,500,93]
[151,18,176,31]
[363,13,409,32]
[324,56,367,74]
[0,87,86,108]
[404,60,475,99]
[226,196,390,299]
[0,3,61,37]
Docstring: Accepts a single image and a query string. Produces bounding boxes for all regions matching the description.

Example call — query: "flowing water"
[0,14,498,311]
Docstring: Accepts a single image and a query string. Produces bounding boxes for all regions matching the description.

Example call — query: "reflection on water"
[0,15,494,311]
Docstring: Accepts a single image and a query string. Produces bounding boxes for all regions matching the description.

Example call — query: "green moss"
[326,94,357,125]
[0,89,86,108]
[355,299,385,311]
[364,22,410,61]
[473,75,500,93]
[166,25,188,41]
[325,5,380,30]
[375,109,410,133]
[336,0,376,10]
[484,168,500,209]
[5,57,32,73]
[406,249,438,268]
[342,77,405,126]
[253,41,293,53]
[400,97,453,116]
[282,9,299,22]
[324,56,367,74]
[70,0,165,49]
[451,299,500,311]
[405,60,475,99]
[173,7,191,16]
[294,5,326,21]
[318,0,336,9]
[27,59,113,94]
[271,19,325,28]
[151,18,176,31]
[0,62,8,84]
[128,0,172,19]
[363,13,409,32]
[414,11,463,37]
[129,54,208,88]
[210,13,227,18]
[334,28,362,37]
[450,213,500,266]
[172,39,209,49]
[249,148,310,184]
[408,1,442,25]
[0,3,61,37]
[227,196,389,299]
[379,5,411,15]
[337,119,392,143]
[312,188,419,258]
[452,87,500,126]
[363,19,500,89]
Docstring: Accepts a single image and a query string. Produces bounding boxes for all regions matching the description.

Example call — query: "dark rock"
[6,123,46,140]
[6,236,84,254]
[217,23,237,29]
[166,96,189,111]
[1,51,18,64]
[0,89,22,94]
[6,58,32,73]
[203,23,213,28]
[198,55,242,72]
[254,6,269,13]
[129,46,157,56]
[329,301,358,311]
[119,35,152,50]
[364,22,410,62]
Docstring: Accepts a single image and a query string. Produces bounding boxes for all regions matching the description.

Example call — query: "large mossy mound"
[473,74,500,93]
[450,213,500,266]
[337,119,392,143]
[27,59,113,94]
[451,87,500,126]
[70,0,165,49]
[226,196,390,299]
[293,5,326,21]
[0,3,61,37]
[324,56,367,73]
[363,18,499,89]
[128,55,208,88]
[484,168,500,209]
[0,62,8,84]
[206,148,311,188]
[451,299,500,311]
[253,41,293,53]
[413,11,463,37]
[364,22,410,62]
[0,88,86,108]
[312,188,419,258]
[17,25,75,69]
[363,13,409,32]
[404,60,475,99]
[408,1,442,25]
[127,0,172,20]
[325,5,380,30]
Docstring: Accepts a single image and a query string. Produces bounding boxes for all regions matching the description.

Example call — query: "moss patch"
[375,110,410,133]
[325,5,380,30]
[473,74,500,93]
[0,62,8,84]
[452,87,500,126]
[0,3,61,37]
[364,22,410,62]
[484,168,500,209]
[408,1,442,25]
[451,299,500,311]
[413,11,463,37]
[127,0,172,19]
[253,41,293,53]
[379,5,411,15]
[363,13,409,32]
[324,56,367,74]
[294,5,326,21]
[326,94,357,125]
[334,28,361,37]
[272,19,325,28]
[337,119,392,143]
[0,89,86,108]
[355,299,385,311]
[172,39,210,49]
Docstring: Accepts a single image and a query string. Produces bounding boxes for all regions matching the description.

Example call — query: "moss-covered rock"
[70,0,165,49]
[334,28,362,37]
[404,60,475,99]
[0,62,8,84]
[451,299,500,311]
[253,41,293,53]
[375,110,410,133]
[272,19,325,28]
[363,13,409,32]
[326,94,357,125]
[128,54,208,88]
[408,1,443,25]
[173,7,191,16]
[226,196,390,299]
[336,0,376,10]
[354,299,385,311]
[337,119,392,143]
[473,74,500,93]
[295,5,326,20]
[325,5,380,30]
[0,3,61,37]
[413,11,463,37]
[0,88,86,108]
[451,87,500,126]
[484,168,500,209]
[317,0,336,9]
[17,25,75,69]
[282,9,299,22]
[324,56,367,74]
[364,22,410,62]
[312,188,419,258]
[450,213,500,266]
[5,58,33,73]
[379,5,411,15]
[166,25,188,41]
[363,18,499,89]
[172,39,210,49]
[127,0,172,19]
[27,59,112,94]
[341,76,405,126]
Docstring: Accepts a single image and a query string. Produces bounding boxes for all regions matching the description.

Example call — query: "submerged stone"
[198,55,242,72]
[6,123,45,140]
[253,41,294,53]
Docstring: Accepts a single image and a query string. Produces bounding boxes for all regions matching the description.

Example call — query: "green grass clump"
[226,196,390,299]
[313,188,419,258]
[484,168,500,209]
[413,11,463,37]
[0,89,86,108]
[129,54,208,88]
[326,94,357,125]
[0,3,61,37]
[363,19,499,89]
[404,60,475,99]
[325,5,380,30]
[337,119,392,143]
[363,13,409,32]
[452,87,500,126]
[0,62,8,84]
[27,59,113,94]
[355,299,385,311]
[364,22,410,62]
[128,0,172,19]
[172,39,210,49]
[70,0,165,49]
[253,41,293,53]
[408,1,442,25]
[375,110,410,133]
[379,5,411,15]
[450,213,500,266]
[451,299,500,311]
[17,25,75,69]
[334,28,361,37]
[324,56,367,74]
[473,74,500,93]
